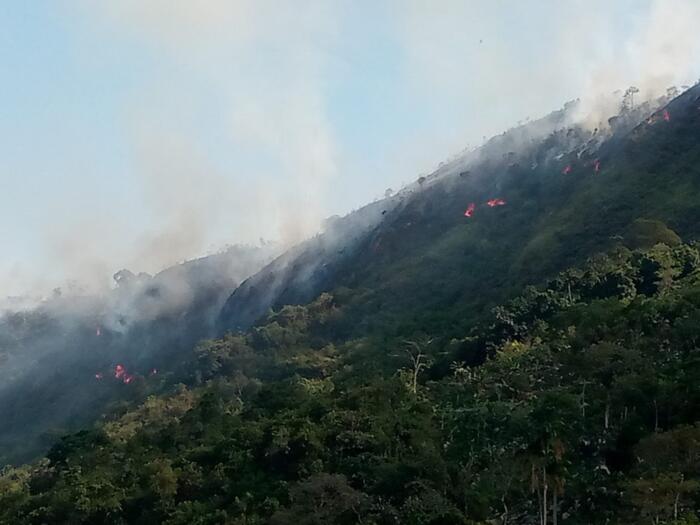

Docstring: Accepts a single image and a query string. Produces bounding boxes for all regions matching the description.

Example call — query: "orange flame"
[486,198,506,207]
[113,364,137,383]
[464,203,476,217]
[663,109,670,122]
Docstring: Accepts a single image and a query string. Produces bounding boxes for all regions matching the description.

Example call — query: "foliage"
[2,243,700,524]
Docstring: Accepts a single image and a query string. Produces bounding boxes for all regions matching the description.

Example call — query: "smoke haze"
[1,0,699,297]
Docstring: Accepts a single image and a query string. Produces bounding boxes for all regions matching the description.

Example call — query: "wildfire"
[663,109,671,122]
[486,198,506,207]
[562,165,572,175]
[111,364,139,384]
[593,159,601,173]
[96,364,139,384]
[464,203,476,217]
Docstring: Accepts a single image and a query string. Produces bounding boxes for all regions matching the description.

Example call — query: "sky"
[1,0,700,296]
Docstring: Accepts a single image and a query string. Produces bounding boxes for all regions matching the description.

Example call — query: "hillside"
[2,85,700,523]
[0,244,278,464]
[2,242,700,524]
[219,86,700,342]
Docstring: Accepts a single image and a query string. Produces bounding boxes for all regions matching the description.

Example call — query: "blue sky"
[1,1,699,295]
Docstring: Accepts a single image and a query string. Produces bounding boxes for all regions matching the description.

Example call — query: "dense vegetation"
[0,246,276,465]
[222,83,700,345]
[2,241,700,524]
[2,87,700,523]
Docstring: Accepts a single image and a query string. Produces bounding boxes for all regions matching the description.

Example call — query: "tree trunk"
[654,399,659,432]
[604,402,610,430]
[534,463,543,525]
[542,466,548,525]
[552,489,558,525]
[674,491,680,520]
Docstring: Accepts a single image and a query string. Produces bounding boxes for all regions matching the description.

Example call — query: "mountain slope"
[0,244,278,464]
[219,85,700,341]
[3,241,700,524]
[2,84,700,476]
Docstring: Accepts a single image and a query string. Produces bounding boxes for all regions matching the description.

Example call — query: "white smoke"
[0,0,342,299]
[3,0,700,299]
[573,0,700,127]
[396,0,700,152]
[79,0,341,248]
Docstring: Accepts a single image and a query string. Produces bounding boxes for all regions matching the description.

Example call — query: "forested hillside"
[2,242,700,524]
[220,85,700,342]
[0,244,278,465]
[2,85,700,524]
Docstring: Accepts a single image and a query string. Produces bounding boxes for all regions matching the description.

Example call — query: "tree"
[623,86,640,111]
[270,474,368,525]
[624,219,681,251]
[626,425,700,523]
[401,338,433,395]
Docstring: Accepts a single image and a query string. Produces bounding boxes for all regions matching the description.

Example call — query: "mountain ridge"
[218,85,700,339]
[1,84,699,468]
